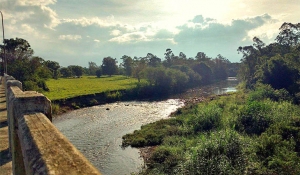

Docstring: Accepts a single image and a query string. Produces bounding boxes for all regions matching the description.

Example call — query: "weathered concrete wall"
[4,75,101,175]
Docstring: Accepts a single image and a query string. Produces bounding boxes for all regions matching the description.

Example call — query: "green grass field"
[43,75,140,100]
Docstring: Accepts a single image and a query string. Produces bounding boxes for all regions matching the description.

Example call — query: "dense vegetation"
[2,17,299,175]
[0,37,238,96]
[122,22,300,174]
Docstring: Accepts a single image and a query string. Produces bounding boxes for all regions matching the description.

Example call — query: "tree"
[195,52,210,62]
[132,57,148,82]
[60,67,72,78]
[163,48,174,67]
[0,38,34,81]
[253,37,266,52]
[1,38,34,62]
[147,53,161,67]
[212,54,229,80]
[256,55,300,93]
[88,62,98,75]
[96,69,102,78]
[68,65,84,77]
[193,62,213,85]
[101,57,118,76]
[120,55,133,77]
[0,38,52,91]
[44,60,60,79]
[276,22,300,46]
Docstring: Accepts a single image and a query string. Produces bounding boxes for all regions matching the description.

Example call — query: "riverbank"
[122,84,300,175]
[136,92,235,168]
[53,99,185,175]
[52,79,238,116]
[52,79,239,174]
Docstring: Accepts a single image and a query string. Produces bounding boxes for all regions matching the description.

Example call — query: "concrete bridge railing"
[2,74,101,175]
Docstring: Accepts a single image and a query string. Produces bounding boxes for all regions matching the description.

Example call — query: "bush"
[148,147,183,173]
[190,104,223,133]
[37,79,49,91]
[250,119,300,174]
[51,103,60,115]
[181,130,246,175]
[23,80,38,91]
[96,69,102,78]
[235,101,272,135]
[248,83,292,102]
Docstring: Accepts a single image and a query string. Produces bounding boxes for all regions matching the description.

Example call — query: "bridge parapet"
[3,74,101,175]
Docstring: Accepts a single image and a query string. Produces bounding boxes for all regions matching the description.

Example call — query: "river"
[53,78,238,175]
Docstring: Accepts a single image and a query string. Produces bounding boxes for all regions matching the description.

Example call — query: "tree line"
[0,38,239,94]
[121,22,300,175]
[238,22,300,103]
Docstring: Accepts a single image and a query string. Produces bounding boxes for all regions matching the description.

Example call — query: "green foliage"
[192,62,213,84]
[101,57,118,76]
[148,146,183,173]
[105,90,122,101]
[95,69,102,78]
[256,55,300,93]
[189,104,222,133]
[88,62,99,75]
[235,101,272,135]
[182,130,246,175]
[238,22,300,96]
[120,55,134,77]
[248,83,292,102]
[68,65,84,77]
[60,67,72,78]
[248,118,300,174]
[51,103,60,115]
[123,91,300,174]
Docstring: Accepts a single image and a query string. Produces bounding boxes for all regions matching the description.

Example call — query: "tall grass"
[123,85,300,174]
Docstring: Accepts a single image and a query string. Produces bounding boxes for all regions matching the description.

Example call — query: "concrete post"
[5,80,22,155]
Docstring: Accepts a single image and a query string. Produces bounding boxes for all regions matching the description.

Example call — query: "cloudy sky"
[1,0,299,67]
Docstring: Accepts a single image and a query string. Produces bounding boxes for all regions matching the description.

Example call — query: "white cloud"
[2,0,300,67]
[16,0,56,6]
[110,30,121,36]
[109,32,148,43]
[59,35,82,40]
[61,16,120,28]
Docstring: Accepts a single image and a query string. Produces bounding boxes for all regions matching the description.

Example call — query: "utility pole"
[0,11,6,75]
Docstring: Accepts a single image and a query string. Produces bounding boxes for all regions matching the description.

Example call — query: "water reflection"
[53,99,184,175]
[53,78,238,175]
[213,77,238,95]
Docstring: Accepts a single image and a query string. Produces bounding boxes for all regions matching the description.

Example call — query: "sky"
[1,0,299,67]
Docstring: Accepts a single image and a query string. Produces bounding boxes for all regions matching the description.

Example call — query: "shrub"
[250,119,300,174]
[248,83,292,102]
[23,80,38,91]
[51,103,60,115]
[181,130,247,175]
[37,79,49,91]
[190,104,223,133]
[235,101,272,135]
[148,147,183,173]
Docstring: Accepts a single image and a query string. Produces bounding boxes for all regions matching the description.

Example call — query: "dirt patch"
[139,146,157,163]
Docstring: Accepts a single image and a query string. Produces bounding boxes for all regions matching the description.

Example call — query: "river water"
[53,78,238,175]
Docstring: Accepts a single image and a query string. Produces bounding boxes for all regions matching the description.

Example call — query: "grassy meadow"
[43,75,140,100]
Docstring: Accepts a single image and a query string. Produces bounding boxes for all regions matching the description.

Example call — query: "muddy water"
[53,78,238,175]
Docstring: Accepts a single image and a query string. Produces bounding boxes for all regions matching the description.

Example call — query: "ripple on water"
[53,99,184,175]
